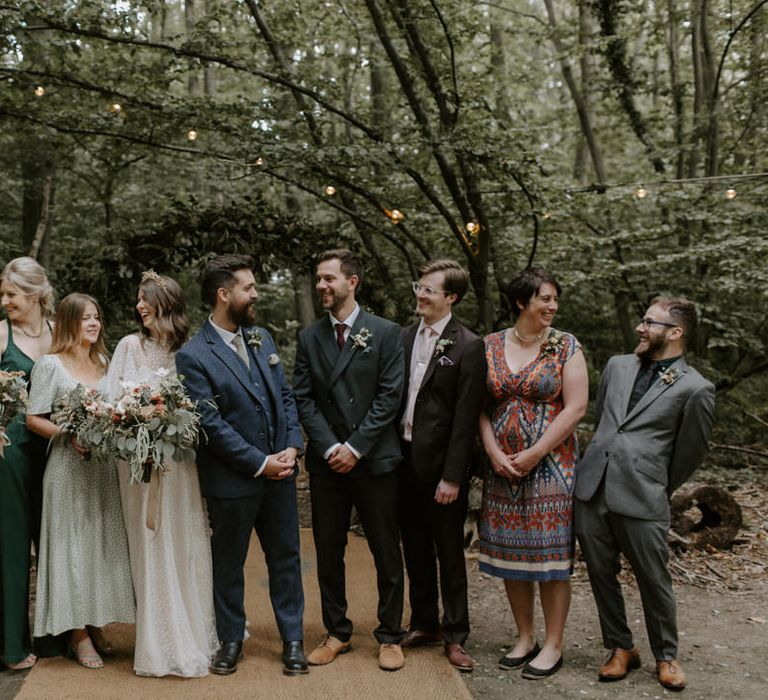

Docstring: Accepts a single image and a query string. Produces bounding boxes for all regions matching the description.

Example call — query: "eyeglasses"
[412,282,448,297]
[639,318,678,329]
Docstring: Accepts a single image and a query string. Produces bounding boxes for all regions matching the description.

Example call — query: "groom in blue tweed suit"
[176,254,307,677]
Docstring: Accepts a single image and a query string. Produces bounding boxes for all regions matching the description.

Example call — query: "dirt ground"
[460,482,768,699]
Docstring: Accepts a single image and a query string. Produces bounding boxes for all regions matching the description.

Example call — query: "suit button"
[255,406,261,412]
[349,398,355,403]
[352,423,358,429]
[618,428,624,434]
[259,433,266,439]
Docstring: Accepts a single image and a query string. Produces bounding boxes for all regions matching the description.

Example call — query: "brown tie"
[336,323,347,351]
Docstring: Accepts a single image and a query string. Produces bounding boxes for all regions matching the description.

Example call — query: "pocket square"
[268,353,280,366]
[437,355,454,366]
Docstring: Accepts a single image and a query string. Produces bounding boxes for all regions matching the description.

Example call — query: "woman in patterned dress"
[478,267,588,679]
[27,294,134,669]
[105,272,217,677]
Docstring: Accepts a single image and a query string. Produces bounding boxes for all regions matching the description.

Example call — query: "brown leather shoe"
[401,629,442,648]
[444,643,474,672]
[598,647,641,681]
[378,643,405,671]
[307,635,351,666]
[656,659,686,690]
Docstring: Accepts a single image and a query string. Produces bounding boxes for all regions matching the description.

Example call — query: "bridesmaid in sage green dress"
[27,293,134,670]
[0,257,54,671]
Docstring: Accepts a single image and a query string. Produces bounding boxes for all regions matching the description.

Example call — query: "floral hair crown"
[141,269,168,290]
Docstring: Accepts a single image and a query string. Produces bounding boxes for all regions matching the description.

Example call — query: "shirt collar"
[330,303,360,329]
[417,312,452,338]
[209,315,243,345]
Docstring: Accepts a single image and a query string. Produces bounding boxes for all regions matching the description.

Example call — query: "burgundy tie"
[336,323,347,351]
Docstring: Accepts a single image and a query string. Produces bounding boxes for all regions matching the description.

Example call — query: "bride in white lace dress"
[105,272,218,677]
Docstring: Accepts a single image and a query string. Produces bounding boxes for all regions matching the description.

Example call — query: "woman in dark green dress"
[0,257,54,671]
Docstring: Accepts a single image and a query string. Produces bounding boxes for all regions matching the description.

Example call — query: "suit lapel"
[328,311,368,387]
[203,321,263,404]
[420,317,458,390]
[402,323,419,397]
[622,357,689,424]
[618,355,641,419]
[314,317,339,373]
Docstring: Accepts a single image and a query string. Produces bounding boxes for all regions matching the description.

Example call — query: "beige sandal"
[68,636,104,669]
[5,653,38,671]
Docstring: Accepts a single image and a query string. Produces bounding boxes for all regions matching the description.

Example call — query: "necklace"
[13,321,45,339]
[512,325,546,344]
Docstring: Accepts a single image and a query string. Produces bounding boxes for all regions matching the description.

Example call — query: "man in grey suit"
[293,249,406,671]
[575,296,715,691]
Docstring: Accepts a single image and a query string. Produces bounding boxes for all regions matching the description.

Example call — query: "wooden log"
[670,484,743,550]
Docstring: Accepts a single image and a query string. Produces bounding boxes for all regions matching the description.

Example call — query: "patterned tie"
[336,323,347,352]
[232,333,250,369]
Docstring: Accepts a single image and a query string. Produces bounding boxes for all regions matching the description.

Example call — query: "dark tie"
[335,323,347,351]
[628,361,658,412]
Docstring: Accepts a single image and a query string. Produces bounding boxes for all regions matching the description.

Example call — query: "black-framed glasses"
[412,282,448,297]
[639,318,678,329]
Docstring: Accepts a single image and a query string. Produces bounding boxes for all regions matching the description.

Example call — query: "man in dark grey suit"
[293,249,406,671]
[575,296,715,691]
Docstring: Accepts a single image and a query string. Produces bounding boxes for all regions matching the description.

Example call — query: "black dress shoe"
[498,643,541,670]
[521,655,563,680]
[282,640,309,676]
[210,641,243,675]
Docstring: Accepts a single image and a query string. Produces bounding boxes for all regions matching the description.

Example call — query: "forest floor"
[461,481,768,699]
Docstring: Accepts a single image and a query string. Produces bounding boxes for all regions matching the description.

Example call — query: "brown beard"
[229,302,256,328]
[634,333,668,361]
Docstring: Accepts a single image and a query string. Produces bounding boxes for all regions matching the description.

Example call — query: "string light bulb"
[634,186,648,199]
[725,188,737,200]
[109,103,122,113]
[34,86,45,97]
[255,156,264,166]
[186,129,198,141]
[465,221,479,234]
[324,185,336,196]
[542,211,552,220]
[385,208,404,224]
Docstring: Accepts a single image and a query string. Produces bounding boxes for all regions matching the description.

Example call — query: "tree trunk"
[670,484,743,550]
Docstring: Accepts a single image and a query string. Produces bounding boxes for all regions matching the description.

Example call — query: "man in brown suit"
[398,259,486,672]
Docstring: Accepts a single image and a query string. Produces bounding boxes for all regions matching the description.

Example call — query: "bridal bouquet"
[0,370,28,457]
[107,370,202,484]
[49,384,114,458]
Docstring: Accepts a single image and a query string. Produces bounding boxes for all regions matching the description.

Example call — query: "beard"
[634,333,667,361]
[228,300,256,327]
[319,288,348,315]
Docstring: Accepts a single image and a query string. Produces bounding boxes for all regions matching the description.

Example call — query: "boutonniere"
[658,367,680,385]
[245,329,262,350]
[267,353,280,366]
[541,330,565,356]
[350,327,372,350]
[433,337,455,359]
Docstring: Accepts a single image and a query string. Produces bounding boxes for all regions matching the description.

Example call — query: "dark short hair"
[651,296,699,341]
[418,258,470,304]
[201,254,254,307]
[316,248,364,289]
[506,266,561,318]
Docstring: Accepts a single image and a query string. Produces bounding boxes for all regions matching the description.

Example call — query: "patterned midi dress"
[478,329,581,582]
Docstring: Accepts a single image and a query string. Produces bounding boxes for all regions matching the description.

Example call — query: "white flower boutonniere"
[351,327,372,350]
[434,337,455,359]
[541,330,565,356]
[245,329,262,351]
[268,353,280,366]
[658,367,680,385]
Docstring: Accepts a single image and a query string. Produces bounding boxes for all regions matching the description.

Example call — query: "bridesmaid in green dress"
[0,257,54,671]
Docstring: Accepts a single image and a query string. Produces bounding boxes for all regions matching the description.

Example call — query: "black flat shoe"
[282,640,309,676]
[498,643,541,670]
[521,655,563,680]
[210,641,243,675]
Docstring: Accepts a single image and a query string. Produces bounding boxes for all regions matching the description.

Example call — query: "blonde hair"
[50,293,109,368]
[1,257,55,318]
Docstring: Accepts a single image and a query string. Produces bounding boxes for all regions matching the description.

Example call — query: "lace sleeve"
[27,355,59,415]
[104,334,144,400]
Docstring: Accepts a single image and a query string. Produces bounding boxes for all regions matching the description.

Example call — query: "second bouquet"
[108,370,204,484]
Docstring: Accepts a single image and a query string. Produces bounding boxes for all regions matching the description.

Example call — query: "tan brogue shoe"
[656,659,686,690]
[401,629,442,648]
[307,635,351,666]
[598,646,641,681]
[378,643,405,671]
[444,643,474,672]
